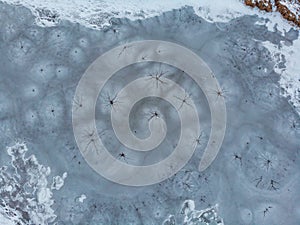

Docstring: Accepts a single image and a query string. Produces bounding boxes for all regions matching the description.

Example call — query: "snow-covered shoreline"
[0,143,67,224]
[0,0,297,29]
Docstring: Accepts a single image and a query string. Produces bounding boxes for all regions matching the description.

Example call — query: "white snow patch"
[51,172,67,190]
[279,0,300,20]
[262,39,300,114]
[181,199,196,214]
[0,142,67,224]
[78,194,87,203]
[0,214,17,225]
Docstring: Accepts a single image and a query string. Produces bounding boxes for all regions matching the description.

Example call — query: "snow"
[262,39,300,114]
[78,194,87,203]
[0,0,296,30]
[279,0,300,20]
[51,172,68,190]
[0,0,276,28]
[0,143,67,224]
[181,200,224,225]
[0,214,16,225]
[163,200,224,225]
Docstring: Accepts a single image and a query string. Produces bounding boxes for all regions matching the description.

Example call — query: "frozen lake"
[0,1,299,224]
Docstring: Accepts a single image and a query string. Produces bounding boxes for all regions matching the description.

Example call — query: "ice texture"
[163,200,224,225]
[0,1,299,225]
[0,0,256,29]
[2,0,300,116]
[0,143,66,224]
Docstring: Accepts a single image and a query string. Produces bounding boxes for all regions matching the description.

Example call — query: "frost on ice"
[163,200,224,225]
[0,142,66,224]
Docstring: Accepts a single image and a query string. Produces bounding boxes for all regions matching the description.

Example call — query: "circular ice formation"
[72,40,226,186]
[78,37,89,48]
[38,92,66,132]
[55,65,69,80]
[240,208,253,224]
[31,61,56,83]
[242,137,295,191]
[7,37,34,66]
[22,82,41,99]
[69,47,85,63]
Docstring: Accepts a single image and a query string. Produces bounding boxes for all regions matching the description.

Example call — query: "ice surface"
[0,1,299,225]
[3,0,299,118]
